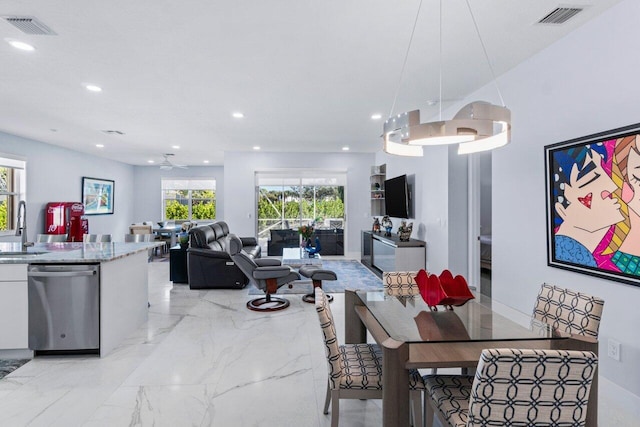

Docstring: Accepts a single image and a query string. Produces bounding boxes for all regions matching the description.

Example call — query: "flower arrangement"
[298,224,315,240]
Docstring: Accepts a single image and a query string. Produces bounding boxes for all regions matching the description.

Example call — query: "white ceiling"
[0,0,623,166]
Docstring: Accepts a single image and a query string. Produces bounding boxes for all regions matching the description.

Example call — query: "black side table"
[170,244,189,284]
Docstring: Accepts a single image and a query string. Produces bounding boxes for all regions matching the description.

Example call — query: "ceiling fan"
[159,153,187,170]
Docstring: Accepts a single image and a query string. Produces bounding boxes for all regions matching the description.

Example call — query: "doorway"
[468,152,492,297]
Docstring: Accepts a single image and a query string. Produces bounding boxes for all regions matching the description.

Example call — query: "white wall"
[447,145,469,276]
[223,151,374,258]
[377,144,457,275]
[467,0,640,398]
[132,165,224,224]
[375,0,640,403]
[0,131,134,240]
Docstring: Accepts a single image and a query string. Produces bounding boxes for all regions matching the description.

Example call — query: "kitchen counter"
[0,241,164,357]
[0,241,163,264]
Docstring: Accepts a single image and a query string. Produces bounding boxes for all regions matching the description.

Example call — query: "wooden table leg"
[382,339,410,427]
[345,289,366,344]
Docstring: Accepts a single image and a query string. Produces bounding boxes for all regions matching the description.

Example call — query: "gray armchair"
[227,234,300,311]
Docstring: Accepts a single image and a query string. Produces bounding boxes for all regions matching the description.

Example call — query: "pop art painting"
[546,123,640,286]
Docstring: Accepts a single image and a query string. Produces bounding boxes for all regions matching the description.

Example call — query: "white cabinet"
[371,234,425,272]
[0,264,28,349]
[362,231,426,274]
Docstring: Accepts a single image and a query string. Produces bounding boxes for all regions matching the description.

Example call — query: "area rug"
[248,259,382,295]
[0,359,29,380]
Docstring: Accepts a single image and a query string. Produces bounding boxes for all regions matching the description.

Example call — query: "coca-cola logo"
[71,203,84,212]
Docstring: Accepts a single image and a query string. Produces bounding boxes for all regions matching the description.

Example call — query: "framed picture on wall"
[545,122,640,286]
[82,177,115,215]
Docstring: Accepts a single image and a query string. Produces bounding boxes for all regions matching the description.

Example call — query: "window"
[0,156,26,232]
[255,170,346,243]
[161,179,216,221]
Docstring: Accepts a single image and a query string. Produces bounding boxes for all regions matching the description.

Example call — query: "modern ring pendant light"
[382,0,511,156]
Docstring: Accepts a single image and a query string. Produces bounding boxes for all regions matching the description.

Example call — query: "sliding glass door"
[256,171,346,254]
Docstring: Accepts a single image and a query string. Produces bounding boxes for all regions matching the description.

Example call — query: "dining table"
[152,224,182,248]
[344,289,599,427]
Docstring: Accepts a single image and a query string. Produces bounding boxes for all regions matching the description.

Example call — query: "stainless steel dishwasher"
[28,264,100,354]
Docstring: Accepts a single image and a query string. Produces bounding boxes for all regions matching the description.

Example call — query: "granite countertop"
[0,242,164,264]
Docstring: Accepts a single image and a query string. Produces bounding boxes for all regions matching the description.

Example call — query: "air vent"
[101,130,125,135]
[538,7,583,24]
[2,15,56,35]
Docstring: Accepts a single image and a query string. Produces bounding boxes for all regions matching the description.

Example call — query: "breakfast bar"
[0,241,162,357]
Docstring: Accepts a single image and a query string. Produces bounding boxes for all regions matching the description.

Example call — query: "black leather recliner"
[187,221,261,289]
[227,234,300,311]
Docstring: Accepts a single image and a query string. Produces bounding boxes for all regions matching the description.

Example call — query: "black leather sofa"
[187,221,261,289]
[267,228,344,256]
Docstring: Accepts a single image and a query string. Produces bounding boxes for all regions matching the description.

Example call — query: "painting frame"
[82,177,115,215]
[545,122,640,287]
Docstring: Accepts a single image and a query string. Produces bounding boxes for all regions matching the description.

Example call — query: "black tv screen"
[384,175,409,218]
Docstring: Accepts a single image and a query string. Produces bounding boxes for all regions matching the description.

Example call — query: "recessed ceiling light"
[253,146,261,150]
[147,160,155,164]
[84,84,102,92]
[203,160,210,164]
[171,145,180,150]
[6,39,35,51]
[232,112,244,119]
[96,144,104,148]
[371,114,382,120]
[342,146,350,151]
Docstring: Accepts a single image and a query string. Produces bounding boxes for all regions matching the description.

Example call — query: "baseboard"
[0,349,33,359]
[599,376,640,426]
[488,299,531,328]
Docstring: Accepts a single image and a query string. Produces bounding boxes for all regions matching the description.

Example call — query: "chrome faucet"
[15,200,33,251]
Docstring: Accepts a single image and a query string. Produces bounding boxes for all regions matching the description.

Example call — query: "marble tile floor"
[0,262,389,426]
[0,261,629,426]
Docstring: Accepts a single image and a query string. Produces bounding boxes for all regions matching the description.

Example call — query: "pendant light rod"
[382,0,511,157]
[388,0,424,119]
[438,0,442,120]
[464,0,505,107]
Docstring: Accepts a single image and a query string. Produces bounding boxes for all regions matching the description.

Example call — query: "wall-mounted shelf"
[370,164,386,217]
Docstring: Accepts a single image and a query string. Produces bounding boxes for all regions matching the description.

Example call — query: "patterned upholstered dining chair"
[382,271,420,296]
[314,288,424,427]
[532,283,604,339]
[423,348,598,427]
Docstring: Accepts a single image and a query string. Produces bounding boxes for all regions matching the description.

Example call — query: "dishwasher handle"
[28,270,97,278]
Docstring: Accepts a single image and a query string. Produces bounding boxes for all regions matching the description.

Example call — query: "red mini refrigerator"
[45,202,88,242]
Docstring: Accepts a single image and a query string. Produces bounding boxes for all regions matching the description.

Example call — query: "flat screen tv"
[384,174,409,218]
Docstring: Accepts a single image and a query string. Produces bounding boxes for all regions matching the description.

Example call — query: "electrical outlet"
[607,339,621,361]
